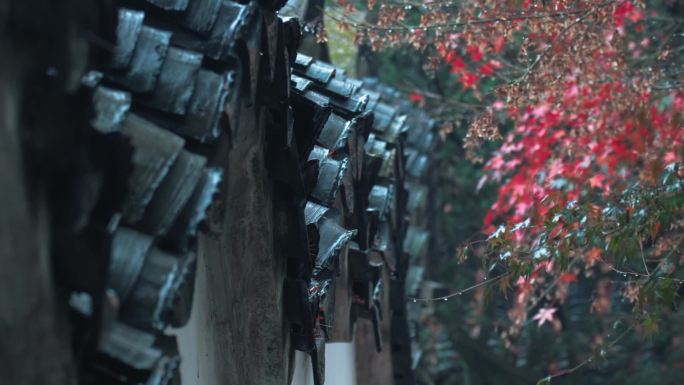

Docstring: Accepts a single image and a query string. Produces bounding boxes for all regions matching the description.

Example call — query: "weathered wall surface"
[0,1,101,382]
[354,268,394,385]
[175,101,290,385]
[0,55,77,385]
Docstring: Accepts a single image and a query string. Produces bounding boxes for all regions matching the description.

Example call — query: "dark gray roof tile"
[405,150,428,178]
[166,167,223,248]
[294,52,314,67]
[303,90,330,107]
[91,86,131,134]
[120,247,195,330]
[304,201,330,225]
[291,74,312,92]
[317,113,350,151]
[330,93,368,115]
[403,226,430,259]
[313,218,356,279]
[145,355,181,385]
[112,9,145,70]
[370,101,396,133]
[110,26,172,93]
[140,150,207,236]
[372,220,390,252]
[120,247,179,329]
[171,69,228,141]
[180,0,222,35]
[308,145,348,205]
[174,1,255,61]
[146,47,203,115]
[406,123,435,153]
[324,77,356,98]
[368,184,393,221]
[99,322,162,370]
[406,183,427,213]
[120,114,185,223]
[300,61,335,84]
[146,0,189,11]
[365,135,396,179]
[385,114,408,141]
[81,70,103,88]
[362,89,381,111]
[109,227,154,301]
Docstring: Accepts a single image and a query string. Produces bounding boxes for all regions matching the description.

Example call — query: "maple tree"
[326,0,684,382]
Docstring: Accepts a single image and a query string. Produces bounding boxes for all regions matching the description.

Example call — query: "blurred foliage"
[322,1,684,384]
[324,8,358,77]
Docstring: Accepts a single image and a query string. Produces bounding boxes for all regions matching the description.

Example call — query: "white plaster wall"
[291,351,314,385]
[324,343,357,385]
[290,343,357,385]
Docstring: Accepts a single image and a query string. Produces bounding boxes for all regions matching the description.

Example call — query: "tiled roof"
[49,2,436,384]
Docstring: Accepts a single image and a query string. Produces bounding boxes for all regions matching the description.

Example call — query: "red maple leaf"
[459,71,479,90]
[449,55,466,74]
[443,49,455,62]
[409,91,425,103]
[478,62,495,76]
[613,0,640,27]
[587,247,602,263]
[492,36,506,53]
[466,44,483,62]
[560,272,577,283]
[588,173,605,189]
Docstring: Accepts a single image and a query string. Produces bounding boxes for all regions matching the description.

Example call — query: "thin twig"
[597,256,684,283]
[510,1,614,86]
[408,272,509,302]
[637,232,651,276]
[326,2,616,32]
[540,324,634,382]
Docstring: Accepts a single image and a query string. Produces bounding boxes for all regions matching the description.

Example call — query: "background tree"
[324,0,684,383]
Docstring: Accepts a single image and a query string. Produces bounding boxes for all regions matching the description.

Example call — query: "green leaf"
[655,279,678,308]
[658,95,673,112]
[558,251,569,271]
[642,316,659,336]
